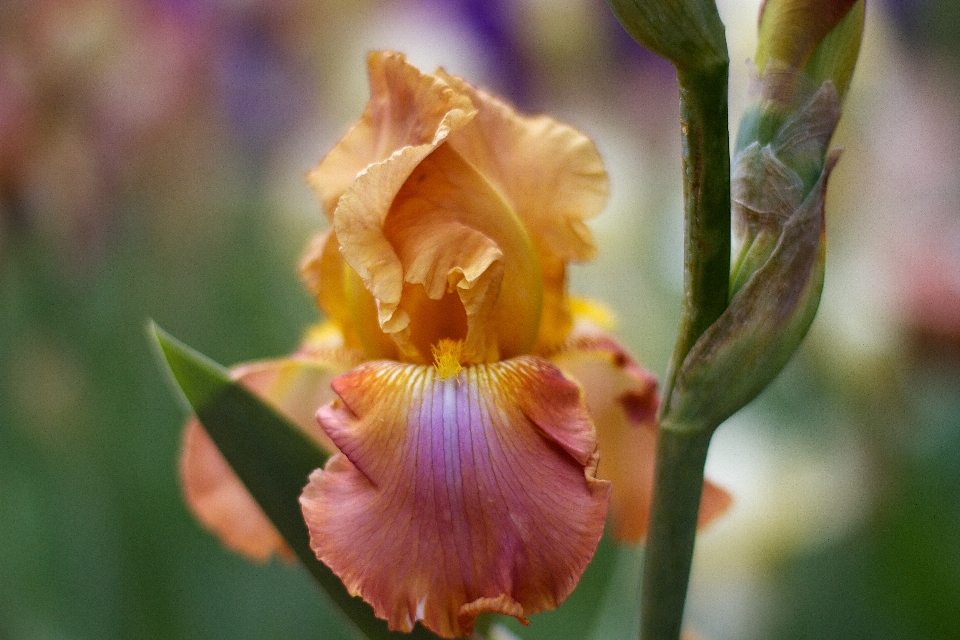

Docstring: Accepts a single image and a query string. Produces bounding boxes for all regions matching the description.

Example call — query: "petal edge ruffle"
[551,321,732,542]
[300,357,610,638]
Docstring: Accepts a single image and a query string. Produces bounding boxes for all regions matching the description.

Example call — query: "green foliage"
[152,326,444,640]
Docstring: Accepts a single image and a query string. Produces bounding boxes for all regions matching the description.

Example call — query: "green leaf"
[586,542,643,640]
[150,323,444,640]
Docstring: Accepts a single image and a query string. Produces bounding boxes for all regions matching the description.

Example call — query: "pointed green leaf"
[150,323,443,640]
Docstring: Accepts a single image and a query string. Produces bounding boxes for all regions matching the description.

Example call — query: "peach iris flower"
[180,51,730,639]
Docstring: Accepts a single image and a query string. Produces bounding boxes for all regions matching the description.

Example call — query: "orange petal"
[303,52,478,362]
[300,357,610,638]
[551,321,731,543]
[180,328,360,561]
[324,58,490,361]
[326,58,543,364]
[299,231,398,359]
[381,143,542,363]
[181,421,293,562]
[438,72,607,264]
[307,51,476,219]
[437,71,609,350]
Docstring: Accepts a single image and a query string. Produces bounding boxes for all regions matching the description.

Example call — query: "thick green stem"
[642,61,730,640]
[660,65,731,417]
[640,429,714,640]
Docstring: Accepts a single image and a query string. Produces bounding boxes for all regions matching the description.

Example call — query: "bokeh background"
[1,0,959,638]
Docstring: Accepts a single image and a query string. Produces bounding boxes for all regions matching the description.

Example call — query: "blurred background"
[1,0,958,638]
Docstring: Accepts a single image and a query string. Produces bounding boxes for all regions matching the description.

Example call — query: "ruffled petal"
[550,321,732,542]
[437,72,607,263]
[326,60,544,363]
[326,60,486,361]
[299,231,399,359]
[180,327,360,561]
[437,71,609,351]
[300,357,610,638]
[307,51,476,219]
[381,143,542,363]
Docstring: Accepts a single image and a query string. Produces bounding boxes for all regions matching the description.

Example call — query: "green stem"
[660,65,731,416]
[642,61,731,640]
[640,429,713,640]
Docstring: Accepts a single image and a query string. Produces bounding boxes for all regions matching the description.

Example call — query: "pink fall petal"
[551,323,732,542]
[300,357,610,638]
[180,334,359,561]
[181,420,294,562]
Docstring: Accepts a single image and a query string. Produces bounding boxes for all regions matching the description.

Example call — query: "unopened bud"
[661,0,862,432]
[755,0,864,107]
[664,150,838,431]
[732,81,841,289]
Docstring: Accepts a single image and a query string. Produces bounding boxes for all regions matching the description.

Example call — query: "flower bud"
[732,0,863,289]
[664,149,838,431]
[756,0,864,105]
[606,0,727,71]
[737,1,863,166]
[732,81,840,287]
[661,0,862,432]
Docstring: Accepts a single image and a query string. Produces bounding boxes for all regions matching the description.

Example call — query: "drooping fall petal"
[180,326,360,561]
[181,421,293,562]
[300,357,610,638]
[551,321,731,542]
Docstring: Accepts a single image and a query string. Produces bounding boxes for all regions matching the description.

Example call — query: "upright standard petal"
[551,321,731,542]
[328,88,483,360]
[299,231,400,360]
[438,71,609,351]
[379,143,543,363]
[307,51,476,218]
[438,73,607,264]
[300,357,610,638]
[180,326,360,561]
[333,135,544,364]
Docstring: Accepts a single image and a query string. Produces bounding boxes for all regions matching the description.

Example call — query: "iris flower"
[180,52,730,639]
